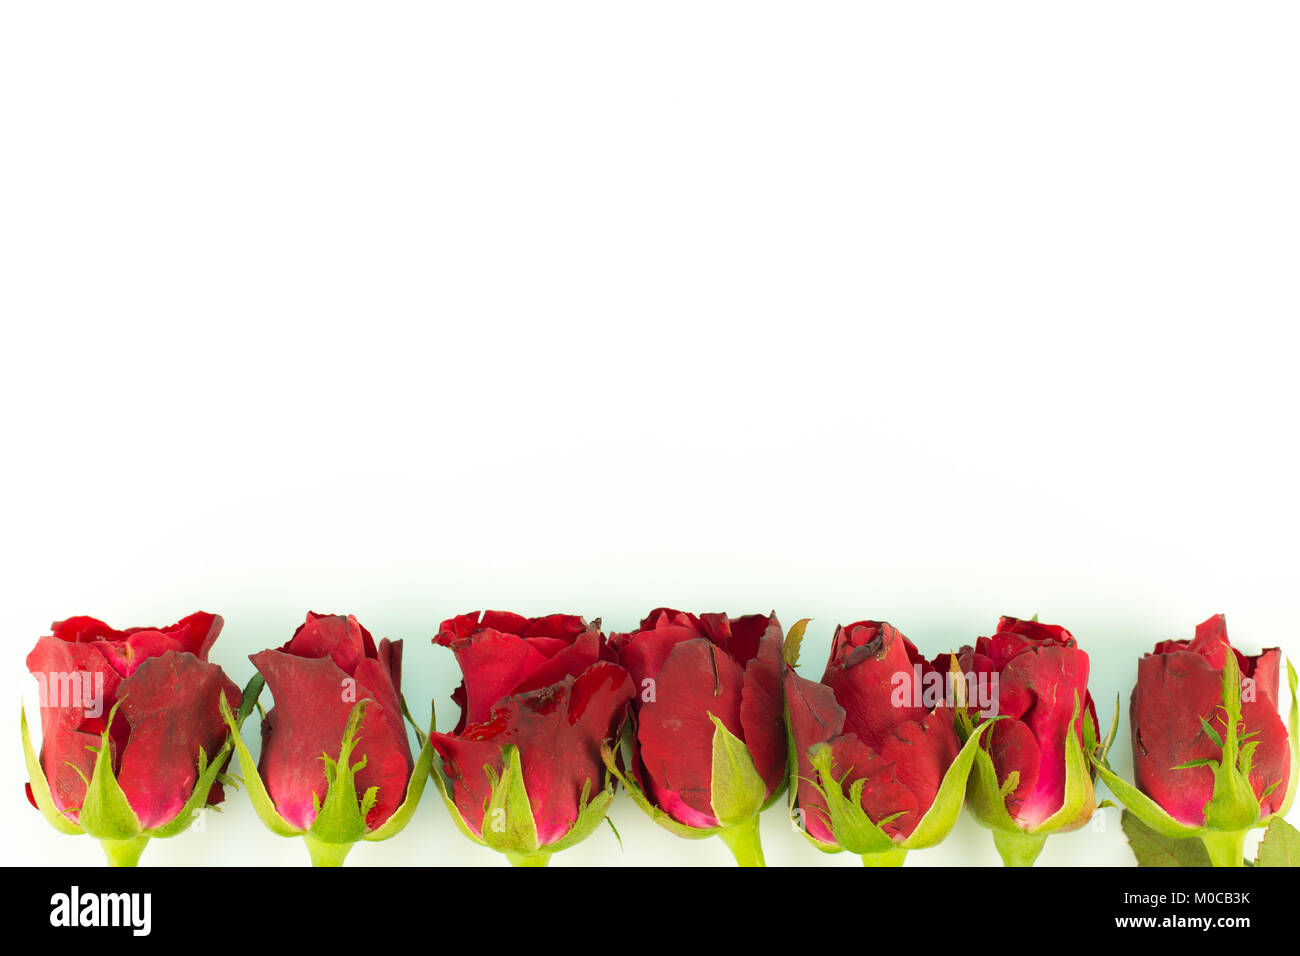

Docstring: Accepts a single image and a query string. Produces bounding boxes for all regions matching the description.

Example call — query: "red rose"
[251,613,414,832]
[607,608,786,865]
[785,621,963,862]
[23,612,239,865]
[946,616,1099,829]
[1131,614,1291,826]
[430,611,634,866]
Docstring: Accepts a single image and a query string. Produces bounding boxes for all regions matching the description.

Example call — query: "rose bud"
[429,611,635,867]
[937,616,1105,866]
[1093,614,1298,867]
[22,612,246,866]
[604,608,788,866]
[225,612,432,866]
[784,620,993,866]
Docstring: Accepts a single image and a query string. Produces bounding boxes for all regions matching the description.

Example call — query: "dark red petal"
[1131,649,1219,825]
[875,708,961,835]
[444,629,551,730]
[726,612,778,667]
[511,626,603,696]
[739,618,786,794]
[995,616,1077,649]
[823,733,919,841]
[27,636,124,738]
[986,718,1042,825]
[822,621,930,751]
[115,651,240,830]
[994,641,1090,827]
[253,649,411,831]
[635,637,746,828]
[432,663,635,846]
[783,669,845,844]
[519,613,589,642]
[38,727,102,821]
[479,610,533,636]
[284,612,374,676]
[50,616,126,644]
[1241,648,1290,816]
[612,624,702,689]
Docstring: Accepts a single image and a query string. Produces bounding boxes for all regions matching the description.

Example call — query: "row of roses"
[21,609,1297,867]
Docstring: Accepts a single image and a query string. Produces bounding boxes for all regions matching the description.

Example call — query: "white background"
[2,3,1297,867]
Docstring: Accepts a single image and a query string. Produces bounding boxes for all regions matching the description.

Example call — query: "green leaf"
[708,713,767,828]
[782,618,810,668]
[1122,809,1212,867]
[364,707,435,842]
[1254,816,1300,867]
[78,700,143,841]
[20,703,83,835]
[481,744,540,855]
[219,689,303,837]
[901,719,995,849]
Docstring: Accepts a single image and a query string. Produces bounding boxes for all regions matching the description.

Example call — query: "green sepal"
[480,744,540,855]
[600,728,718,840]
[899,719,996,849]
[364,699,435,842]
[1201,649,1261,832]
[1267,658,1298,820]
[804,744,897,856]
[428,750,490,847]
[219,688,304,837]
[306,699,372,846]
[78,699,142,841]
[146,741,230,839]
[543,777,615,854]
[1027,693,1095,834]
[20,702,82,835]
[965,724,1021,834]
[966,694,1094,837]
[1097,693,1120,764]
[708,712,767,828]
